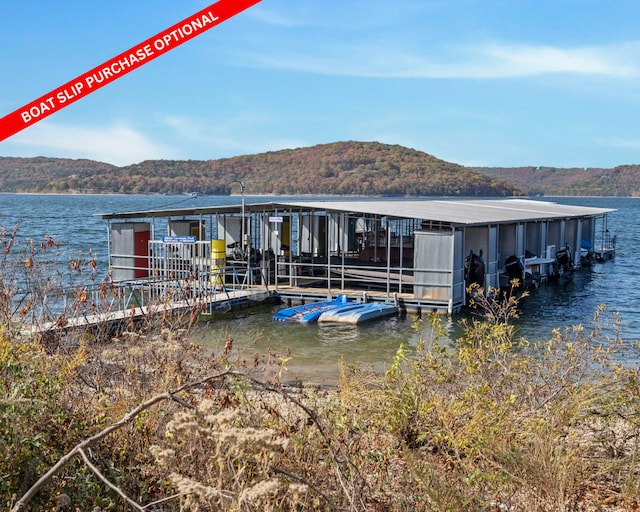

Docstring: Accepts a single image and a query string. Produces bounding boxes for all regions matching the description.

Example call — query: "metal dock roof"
[98,198,613,226]
[279,199,614,225]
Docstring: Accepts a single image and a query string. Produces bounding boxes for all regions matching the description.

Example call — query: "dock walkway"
[27,283,271,335]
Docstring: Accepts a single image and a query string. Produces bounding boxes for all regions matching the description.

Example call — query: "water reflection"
[194,306,458,386]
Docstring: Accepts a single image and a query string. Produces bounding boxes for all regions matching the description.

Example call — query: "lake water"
[0,193,636,384]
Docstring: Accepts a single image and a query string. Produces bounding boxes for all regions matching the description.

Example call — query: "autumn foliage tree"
[0,142,522,197]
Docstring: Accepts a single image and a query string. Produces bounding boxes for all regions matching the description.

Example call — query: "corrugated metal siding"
[413,230,454,302]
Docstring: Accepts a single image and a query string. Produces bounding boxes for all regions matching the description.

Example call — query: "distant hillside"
[0,142,521,196]
[471,165,640,196]
[0,156,117,193]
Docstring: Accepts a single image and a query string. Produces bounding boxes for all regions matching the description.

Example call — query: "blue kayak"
[274,295,350,323]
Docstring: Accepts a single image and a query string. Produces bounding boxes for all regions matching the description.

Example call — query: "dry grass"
[2,226,640,510]
[5,301,640,511]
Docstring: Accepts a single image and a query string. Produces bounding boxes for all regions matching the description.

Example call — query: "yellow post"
[211,240,226,285]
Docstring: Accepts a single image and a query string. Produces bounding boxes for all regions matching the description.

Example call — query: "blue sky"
[1,0,640,168]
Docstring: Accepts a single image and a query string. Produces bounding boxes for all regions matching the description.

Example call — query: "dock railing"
[19,242,269,331]
[273,256,455,307]
[22,254,269,334]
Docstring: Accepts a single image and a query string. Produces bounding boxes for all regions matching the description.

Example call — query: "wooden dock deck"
[28,286,271,335]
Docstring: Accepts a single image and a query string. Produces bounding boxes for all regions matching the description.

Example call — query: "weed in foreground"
[334,287,640,511]
[3,231,640,512]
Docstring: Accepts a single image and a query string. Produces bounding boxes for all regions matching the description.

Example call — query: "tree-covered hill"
[5,142,639,196]
[0,156,117,193]
[471,165,640,196]
[0,142,521,196]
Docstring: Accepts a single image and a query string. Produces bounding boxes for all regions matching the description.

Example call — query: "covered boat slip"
[98,198,615,315]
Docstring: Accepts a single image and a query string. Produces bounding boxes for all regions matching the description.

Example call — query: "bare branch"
[77,447,145,511]
[11,368,365,511]
[142,493,182,510]
[11,369,233,512]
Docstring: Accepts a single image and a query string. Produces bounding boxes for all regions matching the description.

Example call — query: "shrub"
[334,288,640,510]
[4,229,640,511]
[0,329,90,510]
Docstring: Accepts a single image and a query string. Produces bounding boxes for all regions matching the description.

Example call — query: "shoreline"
[1,191,638,199]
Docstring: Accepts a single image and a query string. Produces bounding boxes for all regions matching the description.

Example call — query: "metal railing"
[273,257,455,302]
[19,240,271,331]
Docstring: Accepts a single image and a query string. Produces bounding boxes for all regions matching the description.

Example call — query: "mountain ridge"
[2,141,639,196]
[0,142,519,196]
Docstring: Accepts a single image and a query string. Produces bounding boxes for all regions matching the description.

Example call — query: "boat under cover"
[273,295,350,323]
[317,302,398,325]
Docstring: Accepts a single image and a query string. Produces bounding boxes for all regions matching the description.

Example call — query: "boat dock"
[91,198,616,321]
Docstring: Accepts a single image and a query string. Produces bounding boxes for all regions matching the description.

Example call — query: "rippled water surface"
[1,194,637,383]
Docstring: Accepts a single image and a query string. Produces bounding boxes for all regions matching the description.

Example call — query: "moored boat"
[317,302,398,325]
[274,295,350,323]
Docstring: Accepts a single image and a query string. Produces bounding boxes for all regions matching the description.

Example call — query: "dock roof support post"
[246,206,253,284]
[272,207,279,293]
[386,217,392,302]
[106,220,112,273]
[240,181,246,261]
[374,215,379,262]
[340,212,345,290]
[309,209,315,261]
[326,211,332,300]
[399,218,404,294]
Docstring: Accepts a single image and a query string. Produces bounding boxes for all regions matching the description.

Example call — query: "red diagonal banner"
[0,0,261,142]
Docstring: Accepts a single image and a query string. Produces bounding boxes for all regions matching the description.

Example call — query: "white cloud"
[2,115,313,164]
[246,40,640,79]
[597,137,640,150]
[5,122,174,165]
[162,115,206,140]
[474,43,636,78]
[246,7,303,27]
[161,114,309,158]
